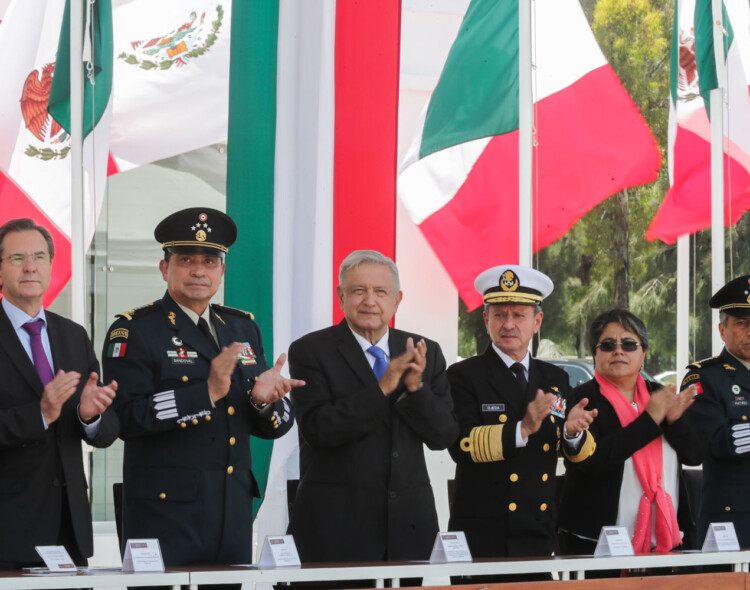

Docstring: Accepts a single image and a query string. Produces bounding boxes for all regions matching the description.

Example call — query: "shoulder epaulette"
[116,301,161,321]
[211,303,254,320]
[686,356,723,370]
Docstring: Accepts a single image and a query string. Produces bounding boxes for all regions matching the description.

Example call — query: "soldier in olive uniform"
[683,275,750,548]
[448,265,595,573]
[103,208,301,571]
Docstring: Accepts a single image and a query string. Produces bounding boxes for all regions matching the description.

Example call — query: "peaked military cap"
[154,207,237,257]
[709,274,750,317]
[475,264,553,306]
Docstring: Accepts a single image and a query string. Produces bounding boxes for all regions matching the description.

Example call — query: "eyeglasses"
[595,339,643,353]
[2,252,50,266]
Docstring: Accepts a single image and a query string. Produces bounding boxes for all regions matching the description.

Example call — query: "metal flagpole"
[70,0,86,325]
[676,235,689,380]
[518,0,533,268]
[710,0,726,354]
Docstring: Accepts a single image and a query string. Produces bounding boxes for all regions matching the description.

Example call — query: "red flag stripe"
[332,0,401,323]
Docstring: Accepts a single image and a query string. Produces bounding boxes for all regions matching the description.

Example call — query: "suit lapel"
[161,293,217,360]
[0,304,43,394]
[334,321,375,387]
[483,345,526,416]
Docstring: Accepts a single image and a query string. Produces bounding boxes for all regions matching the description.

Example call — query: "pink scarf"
[595,370,682,552]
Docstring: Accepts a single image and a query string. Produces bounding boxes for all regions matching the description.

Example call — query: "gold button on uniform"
[550,416,555,423]
[229,436,236,446]
[543,443,550,452]
[499,414,508,423]
[182,376,189,382]
[159,493,166,500]
[744,415,748,421]
[180,422,187,429]
[509,503,517,511]
[205,415,211,422]
[192,418,198,425]
[510,473,519,482]
[227,466,234,475]
[542,473,548,482]
[228,406,236,416]
[540,503,548,512]
[726,506,732,512]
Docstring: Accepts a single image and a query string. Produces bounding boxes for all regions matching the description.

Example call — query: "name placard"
[702,522,741,552]
[429,531,472,563]
[594,526,634,556]
[34,545,76,572]
[122,538,165,572]
[259,535,301,568]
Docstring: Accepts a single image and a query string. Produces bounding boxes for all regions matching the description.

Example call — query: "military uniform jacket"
[103,292,293,566]
[286,321,459,563]
[447,346,571,558]
[558,379,702,545]
[0,306,119,563]
[683,348,750,548]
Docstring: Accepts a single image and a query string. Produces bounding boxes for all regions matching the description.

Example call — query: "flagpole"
[518,0,533,268]
[70,0,86,326]
[710,0,726,354]
[676,234,689,380]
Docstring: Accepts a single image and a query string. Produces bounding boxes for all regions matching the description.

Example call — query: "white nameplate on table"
[702,522,740,552]
[34,545,76,572]
[429,531,472,563]
[594,526,634,556]
[122,538,165,572]
[259,535,301,568]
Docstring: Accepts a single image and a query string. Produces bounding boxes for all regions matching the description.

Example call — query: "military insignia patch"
[681,373,699,387]
[168,312,176,325]
[733,385,741,395]
[725,364,737,371]
[499,270,519,292]
[239,343,257,365]
[482,404,505,412]
[107,342,127,358]
[172,337,183,346]
[694,382,703,395]
[551,394,566,419]
[167,348,198,359]
[110,328,129,341]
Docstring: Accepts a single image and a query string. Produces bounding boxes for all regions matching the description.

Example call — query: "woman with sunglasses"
[557,308,703,559]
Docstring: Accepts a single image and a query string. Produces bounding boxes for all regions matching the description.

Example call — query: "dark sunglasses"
[595,339,643,353]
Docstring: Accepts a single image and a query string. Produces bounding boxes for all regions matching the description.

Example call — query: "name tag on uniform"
[482,404,504,412]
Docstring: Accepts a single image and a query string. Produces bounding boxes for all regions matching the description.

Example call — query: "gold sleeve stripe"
[564,431,596,463]
[460,424,505,463]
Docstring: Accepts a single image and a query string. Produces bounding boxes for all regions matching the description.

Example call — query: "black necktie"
[510,362,527,391]
[198,317,219,352]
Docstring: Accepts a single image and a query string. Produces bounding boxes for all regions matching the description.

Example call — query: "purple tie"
[22,319,54,385]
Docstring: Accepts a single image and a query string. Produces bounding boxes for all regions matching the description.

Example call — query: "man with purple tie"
[0,218,119,569]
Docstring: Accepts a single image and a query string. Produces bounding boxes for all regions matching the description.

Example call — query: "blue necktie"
[367,346,388,380]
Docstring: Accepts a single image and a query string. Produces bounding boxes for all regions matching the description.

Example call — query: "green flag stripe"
[226,0,279,518]
[48,0,113,136]
[695,0,733,111]
[420,0,519,159]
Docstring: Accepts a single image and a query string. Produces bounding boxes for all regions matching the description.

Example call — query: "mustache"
[499,330,520,338]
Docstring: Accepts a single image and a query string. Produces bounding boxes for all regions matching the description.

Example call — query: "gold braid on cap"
[162,240,228,253]
[563,431,596,463]
[460,424,505,463]
[483,292,543,305]
[720,303,750,311]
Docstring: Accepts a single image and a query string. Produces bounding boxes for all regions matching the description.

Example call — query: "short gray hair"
[339,250,400,292]
[588,308,649,355]
[720,311,730,326]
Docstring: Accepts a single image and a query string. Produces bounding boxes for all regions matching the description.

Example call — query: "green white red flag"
[398,0,661,310]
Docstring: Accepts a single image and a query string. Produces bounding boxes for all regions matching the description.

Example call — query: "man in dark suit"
[0,217,119,569]
[448,265,595,568]
[287,249,458,564]
[683,275,750,548]
[103,208,300,573]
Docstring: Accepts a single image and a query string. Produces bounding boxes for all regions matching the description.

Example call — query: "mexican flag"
[398,0,661,310]
[0,0,112,305]
[225,0,400,536]
[646,0,750,243]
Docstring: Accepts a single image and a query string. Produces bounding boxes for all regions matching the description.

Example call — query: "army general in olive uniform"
[683,275,750,548]
[103,208,301,569]
[448,266,596,567]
